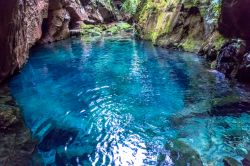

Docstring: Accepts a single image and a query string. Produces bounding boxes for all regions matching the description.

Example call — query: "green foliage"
[106,22,132,34]
[90,0,141,16]
[121,0,141,15]
[80,22,132,37]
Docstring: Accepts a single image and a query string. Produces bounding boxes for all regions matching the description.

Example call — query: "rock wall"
[0,0,85,84]
[135,0,250,81]
[0,0,128,84]
[136,0,223,52]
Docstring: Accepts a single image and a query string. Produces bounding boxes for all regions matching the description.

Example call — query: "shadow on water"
[10,37,250,165]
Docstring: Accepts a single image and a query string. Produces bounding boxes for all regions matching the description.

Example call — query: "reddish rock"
[0,0,85,83]
[40,9,70,43]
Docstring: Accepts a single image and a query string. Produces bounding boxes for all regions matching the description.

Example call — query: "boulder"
[242,151,250,166]
[162,139,203,166]
[223,157,241,166]
[215,40,247,79]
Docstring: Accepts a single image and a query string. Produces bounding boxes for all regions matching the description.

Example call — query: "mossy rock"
[162,139,203,166]
[115,22,132,30]
[80,24,105,37]
[181,38,203,52]
[106,22,132,34]
[210,95,240,108]
[81,22,132,37]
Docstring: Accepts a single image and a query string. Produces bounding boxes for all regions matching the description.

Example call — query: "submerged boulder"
[210,101,250,116]
[162,139,203,166]
[38,128,78,151]
[242,151,250,166]
[223,157,241,166]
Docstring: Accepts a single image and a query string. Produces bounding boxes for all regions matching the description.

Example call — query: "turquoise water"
[10,38,250,165]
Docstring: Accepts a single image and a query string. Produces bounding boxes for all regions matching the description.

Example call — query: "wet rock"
[242,151,250,166]
[215,40,247,79]
[223,157,241,166]
[210,101,250,116]
[164,139,203,166]
[199,31,227,62]
[0,85,35,165]
[237,52,250,82]
[0,107,19,132]
[222,129,248,147]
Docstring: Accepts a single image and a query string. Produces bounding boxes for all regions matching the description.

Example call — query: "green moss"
[121,0,140,15]
[81,24,104,37]
[182,38,201,52]
[106,22,132,34]
[81,22,132,37]
[115,22,132,30]
[210,61,217,69]
[136,0,177,43]
[210,95,240,107]
[214,34,226,50]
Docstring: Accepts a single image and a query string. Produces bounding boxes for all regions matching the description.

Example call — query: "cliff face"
[136,0,250,81]
[0,0,44,83]
[136,0,222,52]
[0,0,85,84]
[0,0,129,84]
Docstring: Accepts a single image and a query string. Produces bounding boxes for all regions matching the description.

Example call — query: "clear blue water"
[10,38,250,165]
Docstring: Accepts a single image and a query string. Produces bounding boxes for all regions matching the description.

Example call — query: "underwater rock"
[38,128,78,151]
[0,85,35,165]
[222,129,248,147]
[210,101,250,116]
[223,157,241,166]
[242,151,250,166]
[56,148,89,165]
[164,139,203,166]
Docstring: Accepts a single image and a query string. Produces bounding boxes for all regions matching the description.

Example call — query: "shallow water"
[10,38,250,165]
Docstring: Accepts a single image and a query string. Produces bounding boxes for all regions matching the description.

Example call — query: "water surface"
[10,38,250,165]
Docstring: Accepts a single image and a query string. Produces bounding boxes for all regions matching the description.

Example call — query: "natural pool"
[10,38,250,165]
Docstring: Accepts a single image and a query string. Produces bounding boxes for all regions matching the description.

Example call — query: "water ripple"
[10,38,250,166]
